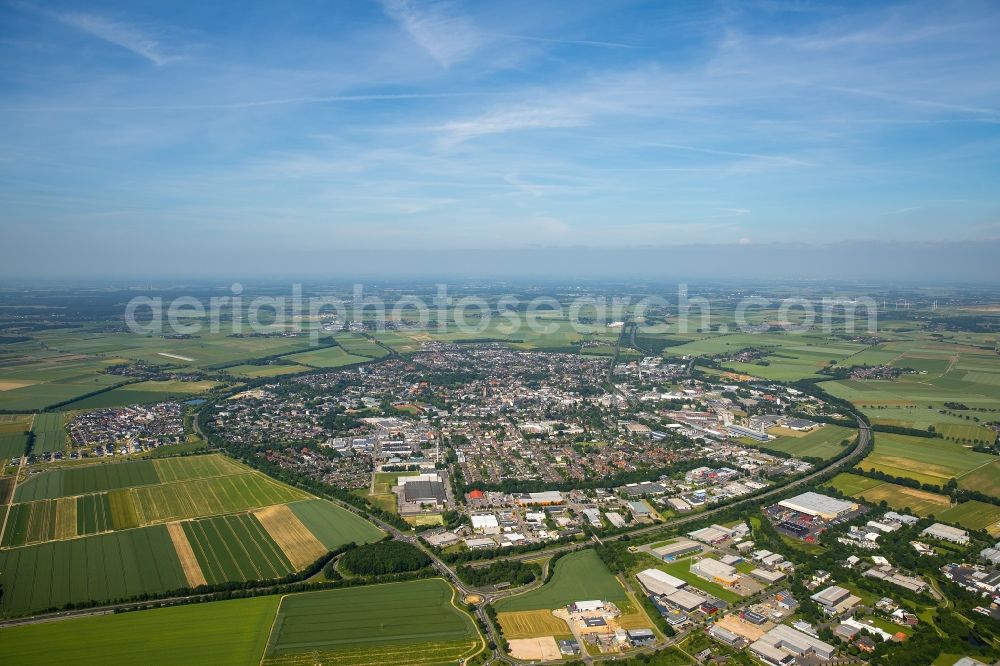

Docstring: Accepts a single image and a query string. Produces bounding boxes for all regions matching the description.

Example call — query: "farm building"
[921,523,970,544]
[651,539,701,561]
[691,558,739,586]
[569,600,605,613]
[778,492,857,520]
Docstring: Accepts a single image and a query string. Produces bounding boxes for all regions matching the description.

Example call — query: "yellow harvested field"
[507,637,561,661]
[54,497,77,540]
[254,504,327,569]
[497,610,571,639]
[0,380,37,392]
[167,521,208,588]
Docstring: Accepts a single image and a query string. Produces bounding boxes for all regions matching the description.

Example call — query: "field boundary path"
[0,414,33,546]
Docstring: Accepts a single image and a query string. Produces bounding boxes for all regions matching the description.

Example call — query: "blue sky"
[1,0,999,277]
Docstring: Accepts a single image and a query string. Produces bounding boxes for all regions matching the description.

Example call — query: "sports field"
[262,578,483,666]
[30,412,67,453]
[0,595,280,665]
[494,549,627,612]
[936,501,1000,536]
[761,424,854,459]
[826,473,951,516]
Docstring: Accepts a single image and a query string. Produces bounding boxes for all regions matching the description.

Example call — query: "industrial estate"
[0,283,998,666]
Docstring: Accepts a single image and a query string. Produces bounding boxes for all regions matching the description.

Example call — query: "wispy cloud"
[47,9,175,66]
[1,92,477,113]
[887,205,923,215]
[378,0,482,67]
[438,105,590,144]
[651,143,814,167]
[488,32,641,50]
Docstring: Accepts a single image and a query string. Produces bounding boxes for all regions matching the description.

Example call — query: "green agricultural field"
[182,513,295,583]
[282,346,371,369]
[15,458,161,502]
[495,549,627,612]
[224,363,313,378]
[826,473,951,516]
[958,460,1000,498]
[936,501,1000,535]
[129,472,310,525]
[0,356,127,411]
[0,596,281,665]
[61,380,219,410]
[287,499,385,549]
[0,525,188,616]
[7,455,318,544]
[30,411,67,453]
[0,432,28,459]
[263,578,483,666]
[827,473,884,495]
[858,432,998,486]
[14,453,246,502]
[334,332,390,358]
[35,330,318,370]
[761,424,855,459]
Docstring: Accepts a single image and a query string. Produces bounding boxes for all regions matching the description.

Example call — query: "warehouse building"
[810,585,861,616]
[513,491,564,506]
[664,588,708,612]
[636,568,688,596]
[922,522,970,545]
[403,480,446,505]
[750,624,836,664]
[651,539,702,561]
[778,492,858,520]
[751,568,787,584]
[691,558,739,586]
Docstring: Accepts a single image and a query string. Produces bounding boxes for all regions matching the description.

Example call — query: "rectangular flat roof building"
[778,492,857,520]
[665,588,708,611]
[636,568,687,596]
[403,480,446,504]
[651,539,701,561]
[691,558,739,586]
[922,522,970,544]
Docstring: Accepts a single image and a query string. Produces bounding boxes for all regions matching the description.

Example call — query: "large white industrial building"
[778,492,857,520]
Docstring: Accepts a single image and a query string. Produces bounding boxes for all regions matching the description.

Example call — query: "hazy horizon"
[2,1,1000,283]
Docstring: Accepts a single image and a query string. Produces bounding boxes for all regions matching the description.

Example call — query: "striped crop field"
[0,454,385,618]
[262,579,483,666]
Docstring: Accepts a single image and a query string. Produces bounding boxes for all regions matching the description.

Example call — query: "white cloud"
[49,10,175,66]
[378,0,483,67]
